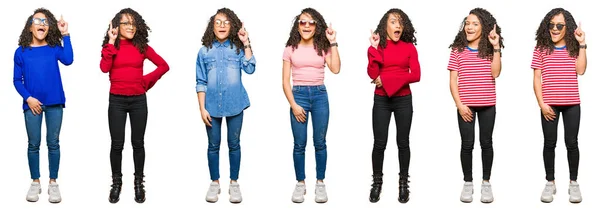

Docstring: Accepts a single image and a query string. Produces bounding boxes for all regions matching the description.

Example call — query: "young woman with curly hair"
[447,8,503,204]
[196,7,255,204]
[282,7,340,204]
[367,8,420,204]
[100,8,170,204]
[532,8,586,204]
[14,7,72,204]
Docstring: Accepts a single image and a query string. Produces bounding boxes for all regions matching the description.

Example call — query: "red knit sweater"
[100,39,169,95]
[367,40,421,97]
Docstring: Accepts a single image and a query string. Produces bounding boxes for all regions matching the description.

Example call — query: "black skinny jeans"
[542,105,580,181]
[457,106,495,182]
[108,94,148,177]
[371,94,413,177]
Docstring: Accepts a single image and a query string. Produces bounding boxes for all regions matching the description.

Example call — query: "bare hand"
[574,21,585,45]
[326,22,336,43]
[238,22,249,45]
[26,97,43,115]
[371,76,382,87]
[58,15,69,35]
[107,22,118,44]
[370,30,380,49]
[488,24,499,48]
[201,109,212,127]
[541,104,556,121]
[291,104,307,123]
[458,104,473,122]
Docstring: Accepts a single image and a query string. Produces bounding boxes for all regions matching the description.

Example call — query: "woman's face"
[297,13,316,41]
[464,14,482,43]
[119,14,136,40]
[549,13,566,44]
[30,12,49,42]
[385,13,402,42]
[213,13,231,42]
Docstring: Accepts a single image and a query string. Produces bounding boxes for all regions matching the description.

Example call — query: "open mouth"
[466,31,475,35]
[394,30,401,37]
[551,31,560,36]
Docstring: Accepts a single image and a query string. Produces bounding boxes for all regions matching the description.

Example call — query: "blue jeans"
[24,105,63,179]
[290,85,329,181]
[206,111,244,181]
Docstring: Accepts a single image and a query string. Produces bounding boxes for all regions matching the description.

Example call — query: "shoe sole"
[27,188,42,202]
[109,197,120,204]
[541,188,556,203]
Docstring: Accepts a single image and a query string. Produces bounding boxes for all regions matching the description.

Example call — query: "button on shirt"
[196,40,256,117]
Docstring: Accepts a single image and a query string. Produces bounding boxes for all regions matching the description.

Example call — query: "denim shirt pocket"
[227,56,241,70]
[204,58,217,71]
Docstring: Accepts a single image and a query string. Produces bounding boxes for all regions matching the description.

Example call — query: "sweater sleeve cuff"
[102,44,117,56]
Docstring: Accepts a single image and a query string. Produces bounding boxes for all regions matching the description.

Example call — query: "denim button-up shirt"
[196,40,256,117]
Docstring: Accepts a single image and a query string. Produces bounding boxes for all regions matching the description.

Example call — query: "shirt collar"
[213,39,231,48]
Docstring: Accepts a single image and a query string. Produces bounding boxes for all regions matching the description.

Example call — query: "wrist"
[62,32,70,36]
[579,43,587,49]
[329,40,336,44]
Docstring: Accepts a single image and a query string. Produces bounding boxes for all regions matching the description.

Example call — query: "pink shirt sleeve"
[447,49,459,71]
[531,48,543,70]
[283,46,292,62]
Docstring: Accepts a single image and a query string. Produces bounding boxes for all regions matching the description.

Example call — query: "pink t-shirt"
[531,47,580,105]
[447,47,496,107]
[283,45,330,86]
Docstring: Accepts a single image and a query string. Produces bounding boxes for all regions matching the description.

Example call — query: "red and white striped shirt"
[447,47,496,106]
[531,47,580,106]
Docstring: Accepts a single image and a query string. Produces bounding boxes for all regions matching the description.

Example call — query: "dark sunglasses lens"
[557,24,564,30]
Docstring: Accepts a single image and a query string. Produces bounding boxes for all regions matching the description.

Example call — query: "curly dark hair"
[285,8,330,57]
[374,8,417,49]
[535,8,579,57]
[449,8,504,61]
[102,8,150,54]
[18,8,63,50]
[201,8,246,54]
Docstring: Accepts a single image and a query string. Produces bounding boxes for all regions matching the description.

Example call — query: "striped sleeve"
[531,48,543,70]
[447,49,459,71]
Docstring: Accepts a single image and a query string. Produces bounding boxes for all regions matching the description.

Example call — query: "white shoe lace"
[570,184,580,194]
[49,185,59,195]
[482,185,491,194]
[295,185,305,194]
[544,184,554,194]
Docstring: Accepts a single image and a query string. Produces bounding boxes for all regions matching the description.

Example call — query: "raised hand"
[574,21,585,45]
[370,30,380,49]
[326,22,336,43]
[107,22,118,44]
[488,24,499,48]
[238,22,249,45]
[58,15,69,35]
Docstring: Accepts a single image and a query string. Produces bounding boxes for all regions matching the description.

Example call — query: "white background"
[0,0,596,210]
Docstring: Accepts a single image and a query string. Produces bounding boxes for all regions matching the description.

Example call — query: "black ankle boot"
[109,174,122,203]
[398,174,410,203]
[134,175,146,203]
[369,174,383,202]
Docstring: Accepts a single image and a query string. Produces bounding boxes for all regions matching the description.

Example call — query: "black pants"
[372,94,413,177]
[542,105,580,181]
[108,94,148,177]
[458,106,495,182]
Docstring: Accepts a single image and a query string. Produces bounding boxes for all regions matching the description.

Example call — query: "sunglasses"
[549,23,565,31]
[120,22,135,27]
[214,19,230,26]
[31,18,49,26]
[298,19,317,26]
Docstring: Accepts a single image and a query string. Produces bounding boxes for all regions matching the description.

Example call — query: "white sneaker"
[291,182,306,203]
[205,181,220,203]
[229,181,242,203]
[480,181,494,203]
[540,181,556,203]
[460,182,474,203]
[48,181,62,203]
[315,181,328,203]
[568,181,582,203]
[26,182,41,202]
